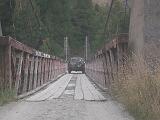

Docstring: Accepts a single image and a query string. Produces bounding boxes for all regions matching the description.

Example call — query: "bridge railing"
[0,36,66,95]
[85,34,128,90]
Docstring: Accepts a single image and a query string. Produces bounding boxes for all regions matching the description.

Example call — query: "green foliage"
[0,0,130,57]
[0,0,14,35]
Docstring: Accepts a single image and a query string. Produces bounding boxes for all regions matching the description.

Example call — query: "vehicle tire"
[82,69,85,74]
[68,70,71,74]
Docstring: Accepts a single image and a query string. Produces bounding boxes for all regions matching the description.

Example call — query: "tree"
[0,0,15,36]
[0,0,130,58]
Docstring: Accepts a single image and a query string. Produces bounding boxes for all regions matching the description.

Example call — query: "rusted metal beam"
[0,36,66,95]
[33,57,38,89]
[86,33,129,90]
[23,54,30,93]
[15,52,24,95]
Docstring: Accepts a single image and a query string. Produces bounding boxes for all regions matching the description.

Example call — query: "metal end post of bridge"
[0,36,66,96]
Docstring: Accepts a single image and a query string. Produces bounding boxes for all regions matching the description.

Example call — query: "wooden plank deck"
[26,74,106,102]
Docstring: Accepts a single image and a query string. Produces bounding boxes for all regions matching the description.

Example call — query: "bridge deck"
[26,73,106,102]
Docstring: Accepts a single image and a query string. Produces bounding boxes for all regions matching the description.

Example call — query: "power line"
[103,0,114,39]
[103,0,130,40]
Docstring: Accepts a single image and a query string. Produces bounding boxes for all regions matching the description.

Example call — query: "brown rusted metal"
[86,34,128,90]
[0,36,66,95]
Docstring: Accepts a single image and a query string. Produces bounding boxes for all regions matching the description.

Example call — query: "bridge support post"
[48,60,51,80]
[37,58,42,87]
[41,58,44,85]
[109,50,115,82]
[103,52,111,88]
[50,60,54,80]
[23,54,29,93]
[101,53,108,87]
[33,57,38,89]
[28,56,34,91]
[15,52,23,95]
[4,43,12,89]
[44,59,47,83]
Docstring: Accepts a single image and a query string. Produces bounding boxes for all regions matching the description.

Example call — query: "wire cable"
[103,0,114,39]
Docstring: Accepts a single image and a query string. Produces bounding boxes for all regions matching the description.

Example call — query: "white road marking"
[26,74,73,101]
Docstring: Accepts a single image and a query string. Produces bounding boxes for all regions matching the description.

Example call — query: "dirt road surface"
[0,73,134,120]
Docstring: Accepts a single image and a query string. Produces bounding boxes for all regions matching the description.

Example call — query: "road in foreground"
[0,73,134,120]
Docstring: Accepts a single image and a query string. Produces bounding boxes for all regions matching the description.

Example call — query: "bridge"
[0,36,66,97]
[0,34,128,97]
[0,34,131,120]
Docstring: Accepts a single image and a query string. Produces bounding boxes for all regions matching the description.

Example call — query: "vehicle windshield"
[70,57,84,64]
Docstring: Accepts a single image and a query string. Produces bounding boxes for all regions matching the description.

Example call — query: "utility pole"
[64,36,68,62]
[85,36,88,61]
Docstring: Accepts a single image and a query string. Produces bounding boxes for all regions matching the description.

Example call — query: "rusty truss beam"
[85,33,128,90]
[0,36,66,95]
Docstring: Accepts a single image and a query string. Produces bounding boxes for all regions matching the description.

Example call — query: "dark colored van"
[68,57,85,73]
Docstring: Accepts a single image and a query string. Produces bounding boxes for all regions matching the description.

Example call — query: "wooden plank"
[74,75,84,100]
[84,75,106,101]
[26,74,72,101]
[81,74,95,101]
[47,74,72,100]
[81,74,106,101]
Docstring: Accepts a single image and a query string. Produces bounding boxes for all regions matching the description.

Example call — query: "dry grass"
[111,56,160,120]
